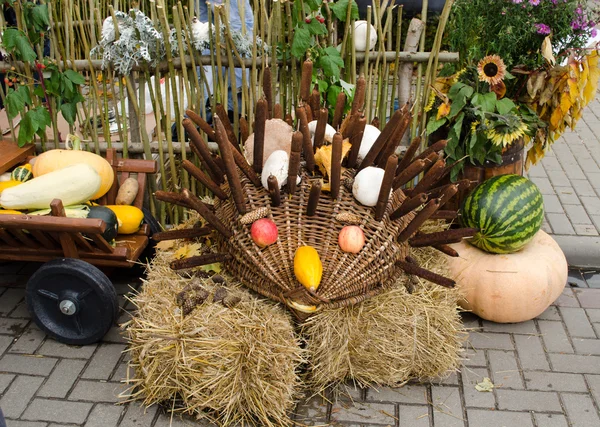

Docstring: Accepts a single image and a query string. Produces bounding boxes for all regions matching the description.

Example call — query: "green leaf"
[17,111,35,147]
[64,69,85,85]
[33,85,45,99]
[426,117,447,135]
[305,0,321,11]
[60,102,78,125]
[29,106,51,133]
[331,0,359,22]
[31,4,50,31]
[339,79,355,98]
[1,28,36,62]
[5,85,31,120]
[327,84,342,110]
[317,47,344,78]
[306,19,327,36]
[472,92,496,112]
[291,27,311,58]
[496,98,516,115]
[316,79,329,93]
[448,82,467,98]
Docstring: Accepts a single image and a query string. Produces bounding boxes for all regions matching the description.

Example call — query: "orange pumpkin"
[447,230,567,323]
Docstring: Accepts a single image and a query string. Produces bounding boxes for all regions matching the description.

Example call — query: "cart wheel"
[26,258,118,346]
[140,207,162,263]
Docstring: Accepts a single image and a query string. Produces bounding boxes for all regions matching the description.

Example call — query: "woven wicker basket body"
[214,169,415,317]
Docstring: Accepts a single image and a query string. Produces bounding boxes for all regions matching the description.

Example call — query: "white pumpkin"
[357,125,381,164]
[307,120,336,145]
[244,119,294,166]
[354,21,378,52]
[352,166,386,207]
[447,230,567,323]
[261,150,301,190]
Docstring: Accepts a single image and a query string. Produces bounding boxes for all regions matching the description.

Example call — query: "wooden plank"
[29,230,58,250]
[115,235,147,262]
[8,229,38,249]
[71,233,95,252]
[104,148,118,205]
[0,229,19,247]
[89,234,114,253]
[133,172,146,209]
[0,141,35,174]
[0,245,128,260]
[116,158,158,174]
[0,214,106,234]
[50,200,79,258]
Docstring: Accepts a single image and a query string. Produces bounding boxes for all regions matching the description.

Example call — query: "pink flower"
[529,0,540,5]
[535,23,551,35]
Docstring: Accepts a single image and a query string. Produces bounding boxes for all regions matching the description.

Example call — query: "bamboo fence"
[0,0,456,225]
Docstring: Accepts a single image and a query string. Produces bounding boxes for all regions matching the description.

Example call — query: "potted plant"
[427,0,600,181]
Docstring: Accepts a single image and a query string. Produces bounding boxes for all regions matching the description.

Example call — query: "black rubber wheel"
[26,258,118,346]
[139,207,162,264]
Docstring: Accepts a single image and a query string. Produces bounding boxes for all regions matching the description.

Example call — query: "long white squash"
[0,164,101,210]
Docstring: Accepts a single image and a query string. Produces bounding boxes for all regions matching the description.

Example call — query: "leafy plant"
[1,0,86,147]
[289,0,359,118]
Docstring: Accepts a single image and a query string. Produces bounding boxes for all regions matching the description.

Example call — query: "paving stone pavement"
[2,93,600,426]
[0,262,600,426]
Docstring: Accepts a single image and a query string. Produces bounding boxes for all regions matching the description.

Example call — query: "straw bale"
[123,249,305,427]
[301,243,466,390]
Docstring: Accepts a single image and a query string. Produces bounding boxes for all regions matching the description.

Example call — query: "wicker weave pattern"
[215,168,415,312]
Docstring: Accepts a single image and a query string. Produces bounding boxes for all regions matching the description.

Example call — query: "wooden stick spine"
[213,115,246,214]
[375,154,398,221]
[185,109,215,140]
[397,136,422,172]
[376,112,412,168]
[359,108,405,171]
[331,132,343,200]
[152,227,213,242]
[253,99,268,173]
[182,189,232,238]
[239,116,249,146]
[351,75,366,115]
[229,140,262,187]
[393,159,426,190]
[397,198,441,242]
[215,104,238,148]
[288,132,303,195]
[346,115,367,169]
[332,91,346,129]
[390,192,428,220]
[300,60,313,102]
[154,191,194,210]
[409,228,478,247]
[273,103,283,119]
[263,67,273,118]
[296,106,315,173]
[306,180,321,216]
[395,258,456,288]
[310,85,320,116]
[313,108,328,150]
[182,118,224,184]
[432,244,460,257]
[170,253,232,270]
[181,160,227,200]
[412,159,446,194]
[267,175,281,207]
[414,139,448,161]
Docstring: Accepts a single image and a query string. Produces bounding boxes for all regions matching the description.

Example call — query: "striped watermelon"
[460,174,544,254]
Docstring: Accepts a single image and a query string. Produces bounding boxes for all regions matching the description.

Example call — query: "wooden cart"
[0,149,159,345]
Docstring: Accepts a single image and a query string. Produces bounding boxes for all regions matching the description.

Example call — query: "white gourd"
[0,164,101,210]
[352,167,386,207]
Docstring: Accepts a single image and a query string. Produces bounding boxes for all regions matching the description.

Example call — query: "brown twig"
[432,244,459,257]
[412,159,446,194]
[263,67,273,118]
[375,154,398,221]
[215,104,239,149]
[346,115,367,169]
[397,136,422,172]
[414,139,448,161]
[393,159,426,190]
[313,108,328,151]
[359,107,406,171]
[376,110,412,168]
[155,191,194,210]
[430,210,459,220]
[300,60,313,102]
[351,75,366,115]
[332,91,346,130]
[182,118,224,184]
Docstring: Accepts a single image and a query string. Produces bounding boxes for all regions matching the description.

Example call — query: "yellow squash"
[0,209,22,214]
[293,246,323,292]
[105,205,144,234]
[0,180,22,194]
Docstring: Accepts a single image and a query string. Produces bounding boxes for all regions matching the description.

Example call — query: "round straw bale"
[124,250,305,426]
[301,244,465,390]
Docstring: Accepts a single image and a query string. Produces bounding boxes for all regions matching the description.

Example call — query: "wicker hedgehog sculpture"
[155,63,476,319]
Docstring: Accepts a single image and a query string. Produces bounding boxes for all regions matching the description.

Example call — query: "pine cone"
[335,212,362,224]
[239,207,270,225]
[213,286,228,303]
[222,295,242,308]
[343,177,354,191]
[182,297,197,316]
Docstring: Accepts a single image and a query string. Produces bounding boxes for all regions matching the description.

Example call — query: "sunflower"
[487,119,528,147]
[477,55,507,85]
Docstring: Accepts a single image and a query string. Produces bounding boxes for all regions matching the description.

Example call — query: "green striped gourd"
[460,174,543,254]
[11,165,33,182]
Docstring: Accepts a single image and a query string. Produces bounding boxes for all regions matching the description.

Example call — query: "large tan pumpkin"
[448,230,567,323]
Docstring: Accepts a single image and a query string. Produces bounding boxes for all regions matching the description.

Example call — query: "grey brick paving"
[81,344,126,380]
[21,399,93,424]
[69,380,124,403]
[0,375,44,418]
[398,405,430,427]
[366,384,427,404]
[430,386,465,427]
[575,288,600,308]
[330,400,396,425]
[559,307,597,338]
[460,367,495,409]
[0,372,14,394]
[0,354,57,376]
[560,393,600,426]
[37,340,97,359]
[548,353,600,374]
[11,325,46,354]
[37,359,86,399]
[488,350,524,389]
[467,409,534,427]
[523,371,588,392]
[84,404,125,427]
[514,334,551,371]
[118,403,158,427]
[496,389,562,412]
[4,421,47,427]
[534,413,569,427]
[468,332,513,350]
